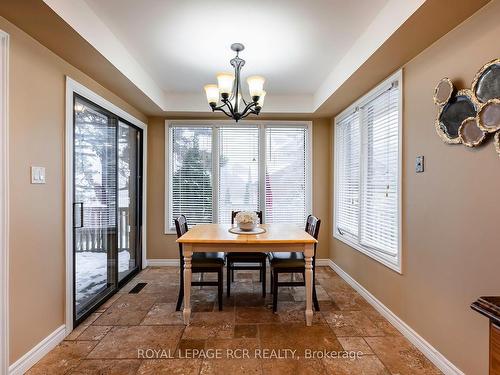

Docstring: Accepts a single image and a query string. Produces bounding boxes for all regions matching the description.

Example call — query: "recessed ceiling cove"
[43,0,426,113]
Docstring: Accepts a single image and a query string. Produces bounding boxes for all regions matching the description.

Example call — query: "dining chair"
[268,215,321,313]
[174,215,225,311]
[226,210,267,298]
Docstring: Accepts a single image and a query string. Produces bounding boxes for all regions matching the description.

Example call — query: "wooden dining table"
[176,223,318,326]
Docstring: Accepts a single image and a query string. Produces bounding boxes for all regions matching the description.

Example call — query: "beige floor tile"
[88,326,183,359]
[274,302,325,324]
[365,336,442,375]
[236,306,280,324]
[26,341,98,375]
[323,311,384,337]
[234,324,258,338]
[200,359,262,375]
[141,303,184,325]
[137,359,202,375]
[77,325,113,341]
[93,294,159,326]
[259,323,342,357]
[337,337,374,355]
[262,359,326,375]
[69,359,141,374]
[323,355,390,375]
[205,338,260,357]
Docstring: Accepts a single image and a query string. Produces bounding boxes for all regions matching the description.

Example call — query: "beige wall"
[146,118,331,260]
[2,16,147,364]
[330,1,500,374]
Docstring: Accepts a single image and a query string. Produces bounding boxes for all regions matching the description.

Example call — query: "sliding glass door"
[73,95,142,324]
[118,122,142,282]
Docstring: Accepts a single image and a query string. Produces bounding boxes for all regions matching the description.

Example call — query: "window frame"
[333,70,403,273]
[165,119,313,234]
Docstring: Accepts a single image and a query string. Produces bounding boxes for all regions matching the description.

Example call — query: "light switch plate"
[31,166,46,184]
[415,156,424,173]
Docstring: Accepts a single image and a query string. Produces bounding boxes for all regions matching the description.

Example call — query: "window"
[218,127,259,223]
[166,122,312,231]
[334,71,402,272]
[265,127,309,225]
[169,126,213,226]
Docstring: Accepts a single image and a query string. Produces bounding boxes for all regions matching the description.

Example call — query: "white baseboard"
[327,259,463,375]
[145,259,178,267]
[146,258,331,267]
[8,325,66,375]
[315,258,330,267]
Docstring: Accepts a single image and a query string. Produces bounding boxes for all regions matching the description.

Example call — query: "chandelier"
[204,43,266,122]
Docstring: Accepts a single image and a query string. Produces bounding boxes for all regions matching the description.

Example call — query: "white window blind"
[169,126,213,228]
[334,72,401,272]
[361,84,399,256]
[166,122,311,230]
[265,127,308,226]
[218,127,259,223]
[335,111,360,238]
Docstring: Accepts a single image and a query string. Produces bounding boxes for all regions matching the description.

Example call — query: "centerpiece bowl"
[235,211,258,232]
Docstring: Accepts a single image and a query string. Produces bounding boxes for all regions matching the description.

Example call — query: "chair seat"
[268,252,305,268]
[226,252,267,261]
[192,252,225,268]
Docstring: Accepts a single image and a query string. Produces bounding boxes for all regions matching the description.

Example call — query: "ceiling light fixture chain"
[204,43,266,122]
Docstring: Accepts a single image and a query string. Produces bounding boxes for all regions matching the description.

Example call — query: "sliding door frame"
[0,29,9,375]
[65,77,147,334]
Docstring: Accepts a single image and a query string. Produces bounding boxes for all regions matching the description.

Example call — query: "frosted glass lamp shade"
[204,84,219,105]
[217,72,235,96]
[257,90,266,107]
[247,75,265,98]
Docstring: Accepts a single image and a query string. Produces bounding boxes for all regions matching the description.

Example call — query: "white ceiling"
[84,0,386,95]
[44,0,426,113]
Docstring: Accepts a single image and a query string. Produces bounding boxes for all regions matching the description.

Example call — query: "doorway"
[70,91,144,326]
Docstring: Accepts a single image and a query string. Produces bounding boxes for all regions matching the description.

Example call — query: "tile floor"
[26,266,442,375]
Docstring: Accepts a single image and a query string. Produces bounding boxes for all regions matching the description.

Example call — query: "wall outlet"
[415,156,424,173]
[31,166,46,184]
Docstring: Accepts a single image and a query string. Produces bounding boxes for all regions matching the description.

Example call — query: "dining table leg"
[304,243,314,326]
[182,245,193,325]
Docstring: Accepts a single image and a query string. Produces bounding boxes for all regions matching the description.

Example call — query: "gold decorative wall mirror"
[433,58,500,156]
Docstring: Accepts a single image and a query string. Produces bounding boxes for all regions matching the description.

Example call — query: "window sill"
[333,231,402,274]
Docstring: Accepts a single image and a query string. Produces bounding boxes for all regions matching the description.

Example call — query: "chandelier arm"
[240,108,259,119]
[240,101,258,116]
[239,103,256,119]
[214,106,233,118]
[223,98,235,116]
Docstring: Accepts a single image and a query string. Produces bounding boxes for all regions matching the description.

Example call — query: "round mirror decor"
[495,131,500,158]
[472,58,500,104]
[477,98,500,133]
[458,117,485,147]
[435,89,479,144]
[433,77,455,106]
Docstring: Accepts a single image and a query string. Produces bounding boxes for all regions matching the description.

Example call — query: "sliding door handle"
[73,202,84,228]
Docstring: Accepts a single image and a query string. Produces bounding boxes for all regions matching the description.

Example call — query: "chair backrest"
[174,215,189,261]
[305,214,321,257]
[231,210,263,224]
